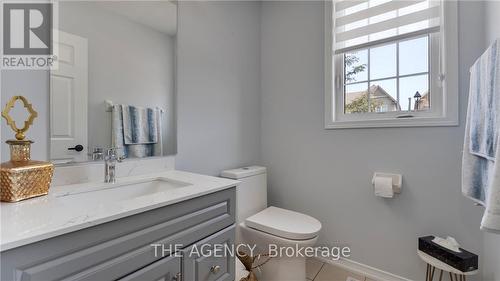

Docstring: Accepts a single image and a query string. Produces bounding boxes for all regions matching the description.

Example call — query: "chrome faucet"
[104,148,124,183]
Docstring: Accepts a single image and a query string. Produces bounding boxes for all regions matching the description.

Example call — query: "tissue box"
[418,236,478,272]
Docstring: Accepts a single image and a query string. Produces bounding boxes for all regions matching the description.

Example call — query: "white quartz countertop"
[0,170,239,252]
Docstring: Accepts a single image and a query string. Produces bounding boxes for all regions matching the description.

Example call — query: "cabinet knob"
[210,265,221,274]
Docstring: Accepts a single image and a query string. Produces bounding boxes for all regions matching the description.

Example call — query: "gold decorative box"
[1,96,54,202]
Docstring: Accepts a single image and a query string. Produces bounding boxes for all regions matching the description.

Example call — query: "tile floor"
[306,258,370,281]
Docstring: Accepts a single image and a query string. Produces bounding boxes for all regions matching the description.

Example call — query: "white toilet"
[221,166,322,281]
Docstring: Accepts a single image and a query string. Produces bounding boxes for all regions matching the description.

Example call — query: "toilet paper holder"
[371,173,402,194]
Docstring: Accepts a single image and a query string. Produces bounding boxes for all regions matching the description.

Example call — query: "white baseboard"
[316,256,414,281]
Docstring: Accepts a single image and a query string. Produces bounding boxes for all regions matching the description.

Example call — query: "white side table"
[417,250,478,281]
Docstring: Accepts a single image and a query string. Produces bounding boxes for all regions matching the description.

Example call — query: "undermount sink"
[55,177,192,204]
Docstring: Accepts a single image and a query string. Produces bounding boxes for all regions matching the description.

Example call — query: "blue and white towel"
[462,39,500,233]
[122,105,159,145]
[112,105,163,158]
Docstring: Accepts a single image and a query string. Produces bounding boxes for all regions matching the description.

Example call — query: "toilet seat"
[245,206,321,240]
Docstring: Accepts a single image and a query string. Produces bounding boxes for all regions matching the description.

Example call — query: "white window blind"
[334,0,441,54]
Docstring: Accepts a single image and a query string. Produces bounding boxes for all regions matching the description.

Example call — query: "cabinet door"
[183,226,235,281]
[118,255,181,281]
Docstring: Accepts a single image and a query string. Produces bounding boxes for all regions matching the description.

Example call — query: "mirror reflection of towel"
[122,105,159,145]
[112,105,163,158]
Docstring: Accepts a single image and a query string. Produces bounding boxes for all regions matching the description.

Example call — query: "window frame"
[324,0,459,129]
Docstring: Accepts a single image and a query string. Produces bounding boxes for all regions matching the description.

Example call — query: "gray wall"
[483,230,500,281]
[175,1,261,176]
[482,1,500,279]
[59,2,176,155]
[484,1,500,46]
[260,1,487,280]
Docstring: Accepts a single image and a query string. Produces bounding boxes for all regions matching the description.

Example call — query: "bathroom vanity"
[0,170,239,281]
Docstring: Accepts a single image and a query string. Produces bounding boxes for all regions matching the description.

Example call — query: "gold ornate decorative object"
[2,95,38,141]
[1,96,54,202]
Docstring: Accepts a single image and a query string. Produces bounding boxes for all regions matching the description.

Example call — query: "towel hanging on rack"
[462,39,500,233]
[111,104,163,158]
[122,105,159,145]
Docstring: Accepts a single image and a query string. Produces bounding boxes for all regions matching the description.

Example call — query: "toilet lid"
[245,206,322,240]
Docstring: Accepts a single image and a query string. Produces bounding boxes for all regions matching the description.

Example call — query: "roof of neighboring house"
[346,85,398,106]
[346,85,430,111]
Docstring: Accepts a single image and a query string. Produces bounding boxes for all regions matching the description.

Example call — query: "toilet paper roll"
[374,176,394,198]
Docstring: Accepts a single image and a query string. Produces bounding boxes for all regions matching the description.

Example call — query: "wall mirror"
[50,0,177,164]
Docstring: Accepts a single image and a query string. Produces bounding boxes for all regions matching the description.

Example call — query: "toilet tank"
[221,166,267,224]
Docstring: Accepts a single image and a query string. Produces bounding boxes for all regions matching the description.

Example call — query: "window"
[325,0,458,129]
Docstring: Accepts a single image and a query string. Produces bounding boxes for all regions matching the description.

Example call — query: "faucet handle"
[105,147,125,162]
[105,147,117,158]
[106,147,115,154]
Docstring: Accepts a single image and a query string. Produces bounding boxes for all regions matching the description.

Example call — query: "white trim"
[324,0,335,129]
[324,116,459,129]
[316,256,414,281]
[324,0,459,129]
[439,0,459,124]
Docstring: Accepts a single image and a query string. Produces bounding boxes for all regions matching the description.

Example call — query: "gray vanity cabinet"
[0,188,236,281]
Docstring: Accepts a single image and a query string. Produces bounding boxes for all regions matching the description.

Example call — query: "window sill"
[324,115,459,129]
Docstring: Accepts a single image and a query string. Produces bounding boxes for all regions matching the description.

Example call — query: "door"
[50,31,88,163]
